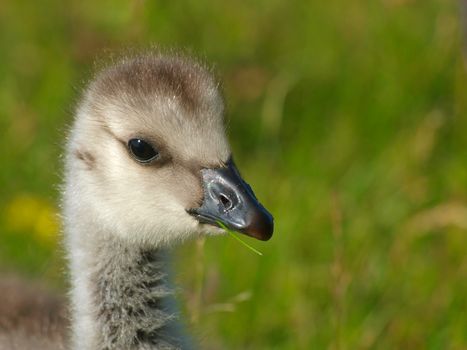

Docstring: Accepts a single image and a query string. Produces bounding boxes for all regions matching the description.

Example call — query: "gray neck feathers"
[68,233,189,350]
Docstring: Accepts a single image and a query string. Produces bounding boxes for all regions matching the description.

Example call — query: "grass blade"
[217,221,263,256]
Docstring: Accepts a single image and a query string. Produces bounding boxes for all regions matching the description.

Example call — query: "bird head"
[65,54,273,247]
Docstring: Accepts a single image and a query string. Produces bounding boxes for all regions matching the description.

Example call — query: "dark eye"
[128,139,158,163]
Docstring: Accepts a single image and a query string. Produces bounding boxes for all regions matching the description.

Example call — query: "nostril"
[219,193,233,211]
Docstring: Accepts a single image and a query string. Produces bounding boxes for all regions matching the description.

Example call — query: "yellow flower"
[4,194,60,245]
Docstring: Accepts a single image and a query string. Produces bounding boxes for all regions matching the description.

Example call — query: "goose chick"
[64,53,274,350]
[0,277,67,350]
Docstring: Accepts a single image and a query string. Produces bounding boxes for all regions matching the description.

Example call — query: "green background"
[1,0,467,348]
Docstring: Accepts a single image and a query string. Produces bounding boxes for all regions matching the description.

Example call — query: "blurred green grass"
[1,0,466,348]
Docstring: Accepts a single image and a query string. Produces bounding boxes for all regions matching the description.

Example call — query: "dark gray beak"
[188,158,274,241]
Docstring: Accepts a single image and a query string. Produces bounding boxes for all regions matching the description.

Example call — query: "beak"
[188,158,274,241]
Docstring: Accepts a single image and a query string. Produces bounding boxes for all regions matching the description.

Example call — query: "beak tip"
[242,212,274,241]
[256,232,273,241]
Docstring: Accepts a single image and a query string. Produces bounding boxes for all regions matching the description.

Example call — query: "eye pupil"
[128,139,158,162]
